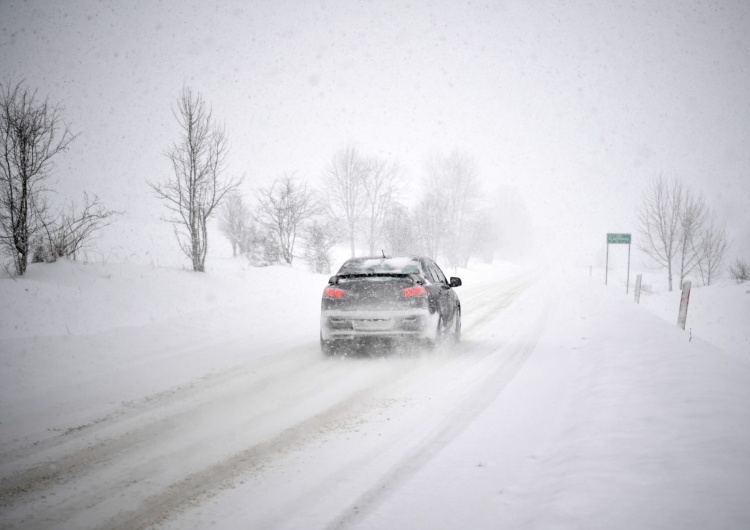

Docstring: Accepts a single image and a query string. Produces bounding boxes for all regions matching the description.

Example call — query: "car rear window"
[337,257,422,275]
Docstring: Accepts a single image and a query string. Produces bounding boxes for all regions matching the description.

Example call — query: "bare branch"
[728,257,750,284]
[320,146,367,258]
[636,176,683,291]
[419,150,481,267]
[693,216,729,285]
[148,87,242,271]
[360,156,402,255]
[34,192,120,262]
[0,81,76,274]
[218,192,254,257]
[677,187,708,286]
[303,219,337,274]
[254,174,321,265]
[382,202,414,256]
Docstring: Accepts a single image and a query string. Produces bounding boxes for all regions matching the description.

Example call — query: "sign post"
[606,233,632,293]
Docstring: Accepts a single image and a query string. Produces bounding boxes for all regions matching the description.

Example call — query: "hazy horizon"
[2,0,749,268]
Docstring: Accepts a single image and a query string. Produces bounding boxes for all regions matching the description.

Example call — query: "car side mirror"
[449,277,462,287]
[328,275,338,285]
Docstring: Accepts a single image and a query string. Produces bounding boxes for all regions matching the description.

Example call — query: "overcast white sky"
[1,0,749,266]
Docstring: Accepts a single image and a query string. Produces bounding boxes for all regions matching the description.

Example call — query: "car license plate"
[353,319,393,331]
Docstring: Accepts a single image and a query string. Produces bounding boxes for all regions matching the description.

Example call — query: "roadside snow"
[353,276,750,529]
[1,260,749,529]
[638,279,750,363]
[0,259,326,451]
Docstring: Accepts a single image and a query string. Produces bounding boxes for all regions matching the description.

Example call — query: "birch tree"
[360,157,401,255]
[636,176,683,291]
[426,151,480,267]
[218,193,254,257]
[255,174,319,265]
[149,87,241,272]
[694,216,728,286]
[382,202,414,256]
[303,219,337,274]
[677,188,707,287]
[321,146,367,258]
[413,193,448,260]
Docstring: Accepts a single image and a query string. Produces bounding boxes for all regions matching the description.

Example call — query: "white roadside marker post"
[634,274,642,303]
[677,281,691,330]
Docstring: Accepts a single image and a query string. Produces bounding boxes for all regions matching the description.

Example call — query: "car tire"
[452,308,461,343]
[427,315,444,350]
[320,332,338,356]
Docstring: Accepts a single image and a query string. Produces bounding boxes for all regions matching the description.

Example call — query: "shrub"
[728,257,750,284]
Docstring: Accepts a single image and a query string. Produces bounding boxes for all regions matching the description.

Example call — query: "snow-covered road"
[2,260,749,529]
[1,268,547,528]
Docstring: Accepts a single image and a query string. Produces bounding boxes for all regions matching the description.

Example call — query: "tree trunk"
[668,265,673,292]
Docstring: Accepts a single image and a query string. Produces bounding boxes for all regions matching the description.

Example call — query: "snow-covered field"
[1,258,749,529]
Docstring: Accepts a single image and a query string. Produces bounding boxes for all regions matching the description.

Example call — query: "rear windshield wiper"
[330,273,423,284]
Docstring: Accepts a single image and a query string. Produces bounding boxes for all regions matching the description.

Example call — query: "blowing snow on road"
[1,260,750,529]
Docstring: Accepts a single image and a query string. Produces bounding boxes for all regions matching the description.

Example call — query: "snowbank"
[638,279,750,363]
[1,259,749,529]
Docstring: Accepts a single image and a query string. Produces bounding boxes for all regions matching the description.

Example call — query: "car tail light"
[324,287,345,299]
[403,286,427,297]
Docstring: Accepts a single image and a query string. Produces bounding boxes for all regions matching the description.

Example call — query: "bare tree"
[426,151,481,267]
[0,81,75,275]
[255,174,319,265]
[692,216,728,286]
[412,193,449,260]
[467,207,499,264]
[677,188,707,287]
[728,257,749,284]
[218,193,254,257]
[321,146,367,257]
[35,192,118,262]
[360,157,401,255]
[382,202,414,256]
[247,229,280,267]
[636,176,684,291]
[303,219,337,274]
[149,87,241,272]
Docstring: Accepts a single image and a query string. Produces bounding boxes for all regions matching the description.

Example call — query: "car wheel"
[452,308,461,343]
[320,332,338,356]
[427,315,444,350]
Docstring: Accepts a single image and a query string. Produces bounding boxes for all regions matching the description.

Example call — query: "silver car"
[319,256,462,355]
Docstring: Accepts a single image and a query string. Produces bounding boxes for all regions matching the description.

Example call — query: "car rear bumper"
[320,309,437,341]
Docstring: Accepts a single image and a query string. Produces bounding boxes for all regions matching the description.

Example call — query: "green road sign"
[605,232,632,292]
[607,233,631,244]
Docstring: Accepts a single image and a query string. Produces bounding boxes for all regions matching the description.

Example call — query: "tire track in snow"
[323,277,553,530]
[0,344,414,526]
[124,276,539,530]
[0,342,466,528]
[0,275,538,530]
[460,275,539,336]
[0,344,319,494]
[181,275,544,530]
